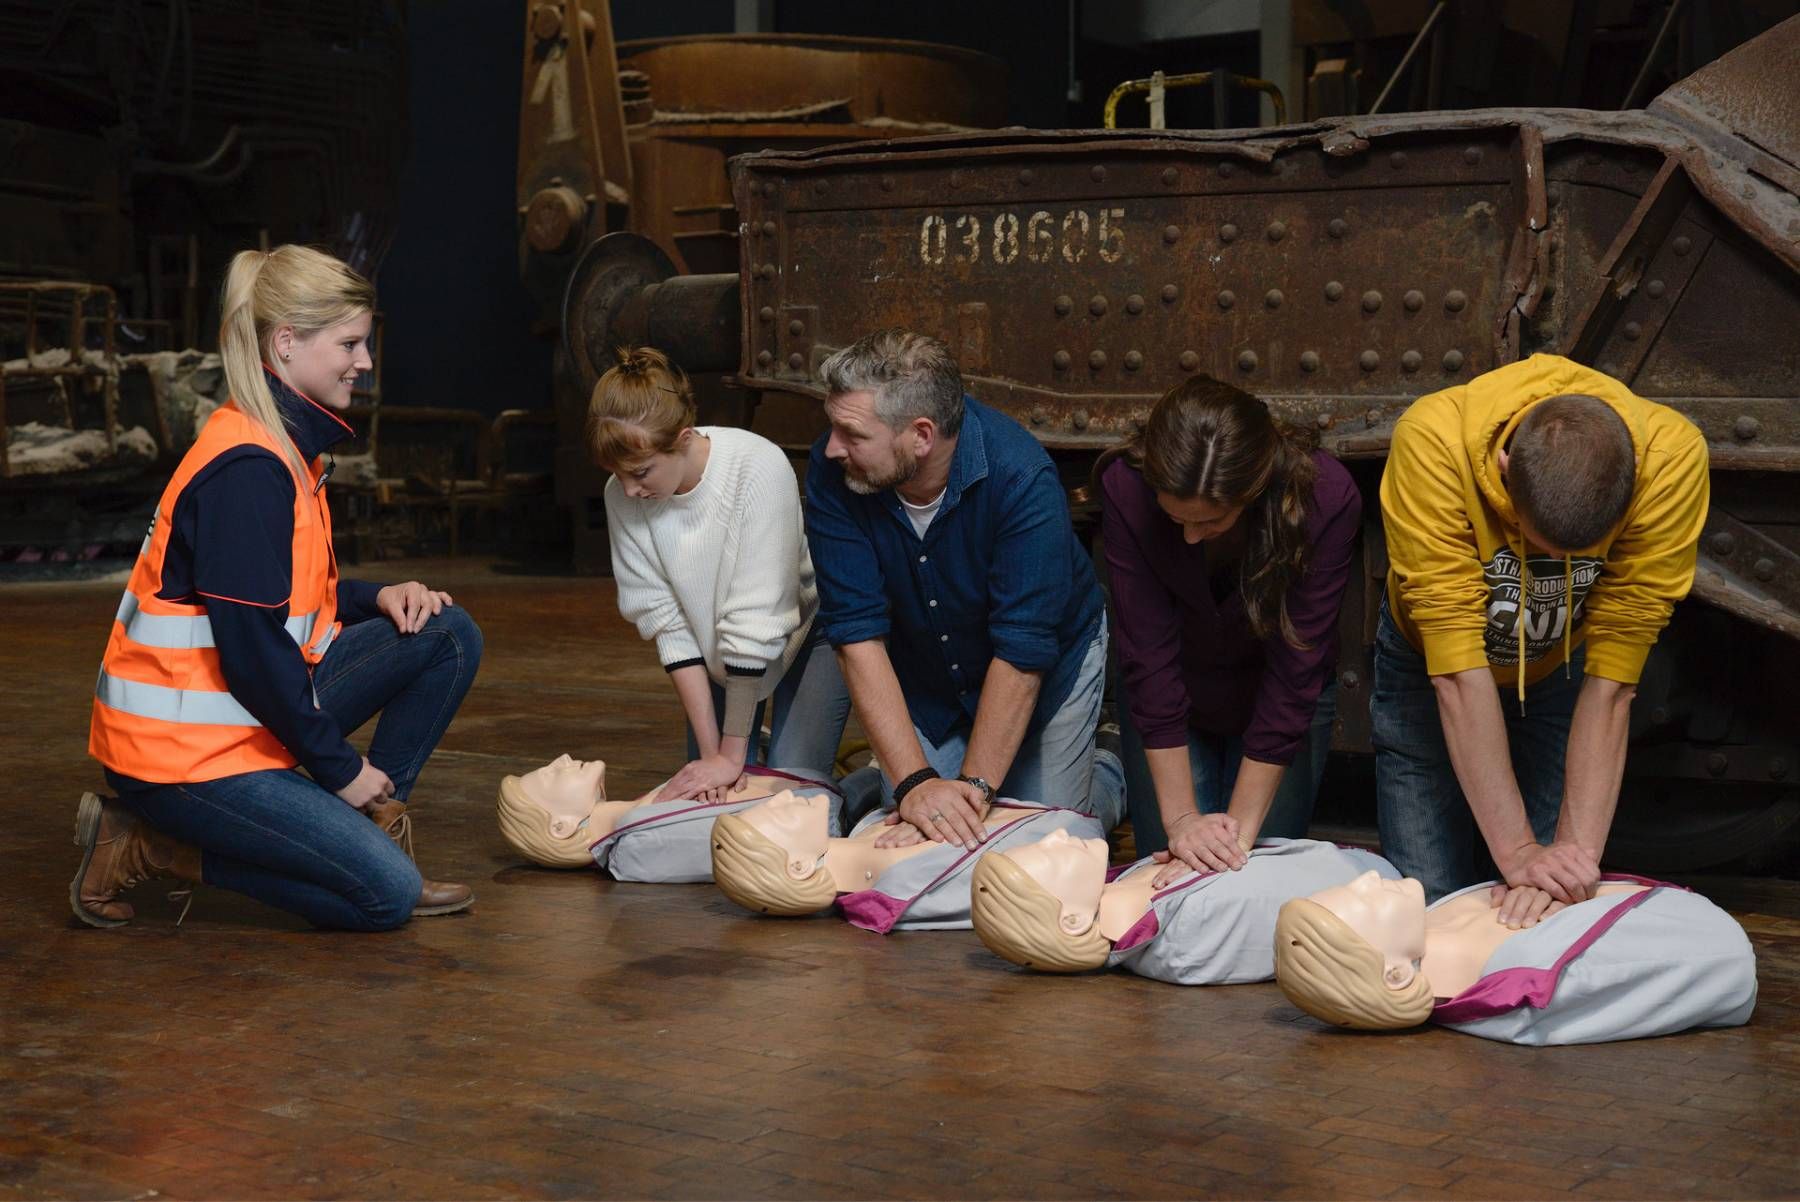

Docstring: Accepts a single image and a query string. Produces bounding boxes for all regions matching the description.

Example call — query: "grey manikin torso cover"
[1429,876,1757,1046]
[1107,839,1401,985]
[588,774,843,884]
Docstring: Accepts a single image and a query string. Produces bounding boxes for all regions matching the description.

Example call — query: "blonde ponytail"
[217,245,376,480]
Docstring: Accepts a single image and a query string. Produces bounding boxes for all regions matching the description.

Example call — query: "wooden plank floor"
[4,558,1799,1201]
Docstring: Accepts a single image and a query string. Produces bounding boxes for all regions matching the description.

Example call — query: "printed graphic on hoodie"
[1482,548,1604,666]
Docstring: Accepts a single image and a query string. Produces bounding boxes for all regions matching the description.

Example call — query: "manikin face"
[1308,870,1428,989]
[613,431,695,501]
[1001,829,1110,937]
[275,312,374,411]
[823,389,923,496]
[742,790,831,880]
[1156,492,1246,546]
[519,754,608,837]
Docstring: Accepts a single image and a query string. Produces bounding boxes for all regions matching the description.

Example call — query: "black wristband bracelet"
[891,766,940,805]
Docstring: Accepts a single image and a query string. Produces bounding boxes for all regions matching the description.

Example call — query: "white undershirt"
[900,488,946,539]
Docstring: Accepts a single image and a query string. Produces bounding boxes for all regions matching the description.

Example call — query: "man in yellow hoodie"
[1376,353,1709,910]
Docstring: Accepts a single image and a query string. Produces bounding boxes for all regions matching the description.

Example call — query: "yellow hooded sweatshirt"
[1381,353,1709,692]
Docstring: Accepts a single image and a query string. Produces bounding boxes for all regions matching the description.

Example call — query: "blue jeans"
[1371,598,1582,901]
[1118,676,1336,855]
[869,617,1126,831]
[683,623,852,780]
[123,607,484,930]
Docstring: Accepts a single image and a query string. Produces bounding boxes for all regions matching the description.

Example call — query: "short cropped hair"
[1508,394,1636,549]
[819,329,964,438]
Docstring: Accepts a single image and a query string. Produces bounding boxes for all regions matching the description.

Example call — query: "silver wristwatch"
[957,775,995,806]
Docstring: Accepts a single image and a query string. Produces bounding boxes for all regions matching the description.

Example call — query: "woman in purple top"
[1098,377,1361,876]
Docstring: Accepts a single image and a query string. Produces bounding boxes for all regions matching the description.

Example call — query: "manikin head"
[495,754,609,868]
[710,791,837,916]
[970,830,1113,973]
[1274,870,1436,1029]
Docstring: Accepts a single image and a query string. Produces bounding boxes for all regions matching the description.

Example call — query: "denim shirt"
[804,396,1103,744]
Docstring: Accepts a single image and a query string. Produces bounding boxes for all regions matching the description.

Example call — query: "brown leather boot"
[70,793,202,928]
[366,797,473,916]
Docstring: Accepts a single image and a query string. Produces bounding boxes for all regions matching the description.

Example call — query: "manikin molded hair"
[494,775,596,869]
[709,812,838,916]
[1273,898,1435,1030]
[969,852,1110,973]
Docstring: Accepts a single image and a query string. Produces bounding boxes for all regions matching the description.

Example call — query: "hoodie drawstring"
[1563,553,1573,681]
[1516,544,1528,712]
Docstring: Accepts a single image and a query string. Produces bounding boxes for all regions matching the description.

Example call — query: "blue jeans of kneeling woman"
[120,608,482,931]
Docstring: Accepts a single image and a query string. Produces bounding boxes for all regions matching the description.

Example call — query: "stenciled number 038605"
[919,209,1127,267]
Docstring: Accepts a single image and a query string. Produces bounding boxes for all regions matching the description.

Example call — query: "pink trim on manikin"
[840,803,1056,934]
[1431,887,1663,1024]
[1113,910,1161,952]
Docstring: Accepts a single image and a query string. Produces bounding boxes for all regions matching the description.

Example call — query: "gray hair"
[820,329,964,437]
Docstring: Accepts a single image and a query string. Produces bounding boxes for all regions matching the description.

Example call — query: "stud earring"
[281,352,290,361]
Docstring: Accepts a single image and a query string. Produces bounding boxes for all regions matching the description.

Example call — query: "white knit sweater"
[604,426,816,701]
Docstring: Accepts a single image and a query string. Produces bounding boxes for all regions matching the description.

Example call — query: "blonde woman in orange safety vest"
[74,245,482,930]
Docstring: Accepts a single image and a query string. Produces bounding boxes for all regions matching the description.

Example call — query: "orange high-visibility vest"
[89,402,341,783]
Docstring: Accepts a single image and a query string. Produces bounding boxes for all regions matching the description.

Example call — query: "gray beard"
[843,447,918,496]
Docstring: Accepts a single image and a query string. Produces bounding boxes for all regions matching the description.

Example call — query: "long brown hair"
[1097,376,1319,647]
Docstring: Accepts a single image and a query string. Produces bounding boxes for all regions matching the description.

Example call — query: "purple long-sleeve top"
[1100,450,1361,765]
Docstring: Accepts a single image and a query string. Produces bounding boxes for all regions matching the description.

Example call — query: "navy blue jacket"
[108,372,383,794]
[804,396,1103,744]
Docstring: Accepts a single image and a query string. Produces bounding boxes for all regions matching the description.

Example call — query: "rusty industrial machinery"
[562,17,1800,871]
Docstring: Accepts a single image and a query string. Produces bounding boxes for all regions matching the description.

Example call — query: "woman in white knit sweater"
[589,348,849,801]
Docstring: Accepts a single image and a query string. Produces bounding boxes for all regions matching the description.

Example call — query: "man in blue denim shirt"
[804,330,1123,850]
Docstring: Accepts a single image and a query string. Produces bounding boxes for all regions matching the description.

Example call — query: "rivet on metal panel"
[1237,349,1258,372]
[1052,350,1071,371]
[1403,290,1424,312]
[1091,165,1107,183]
[1443,349,1465,371]
[1647,279,1666,299]
[1161,167,1178,185]
[1315,413,1332,430]
[1163,225,1181,244]
[1328,218,1348,239]
[1362,291,1383,313]
[813,180,828,195]
[758,263,776,279]
[1365,409,1381,426]
[788,352,804,369]
[1219,162,1236,178]
[1324,281,1344,302]
[1707,752,1729,777]
[1341,670,1362,689]
[1360,351,1381,372]
[1402,350,1423,371]
[1267,221,1287,242]
[1623,321,1642,341]
[1073,408,1091,429]
[1673,235,1692,256]
[1389,150,1407,168]
[1054,295,1073,316]
[788,319,804,336]
[1089,295,1108,316]
[1019,168,1035,185]
[1650,705,1671,725]
[1444,290,1467,312]
[1219,223,1239,243]
[757,350,773,367]
[1265,289,1284,309]
[1734,415,1761,441]
[759,307,774,323]
[880,176,894,192]
[1088,350,1107,370]
[1709,532,1736,556]
[1300,351,1321,373]
[1217,290,1236,310]
[761,221,777,237]
[1161,284,1179,303]
[1125,350,1144,371]
[1463,146,1482,165]
[1031,405,1049,424]
[1179,350,1200,371]
[1126,294,1145,314]
[761,181,776,198]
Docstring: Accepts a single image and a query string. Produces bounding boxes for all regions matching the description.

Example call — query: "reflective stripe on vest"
[115,591,327,652]
[95,670,262,728]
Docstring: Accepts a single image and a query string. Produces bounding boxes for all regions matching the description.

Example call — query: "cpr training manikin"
[709,789,1107,933]
[971,829,1398,982]
[496,754,842,883]
[1274,869,1758,1045]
